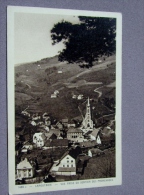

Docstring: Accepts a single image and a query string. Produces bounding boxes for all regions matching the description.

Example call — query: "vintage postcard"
[7,6,122,194]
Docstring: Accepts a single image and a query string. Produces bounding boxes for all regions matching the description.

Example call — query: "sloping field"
[15,55,116,120]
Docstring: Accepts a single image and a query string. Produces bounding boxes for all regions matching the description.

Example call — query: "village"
[15,95,115,185]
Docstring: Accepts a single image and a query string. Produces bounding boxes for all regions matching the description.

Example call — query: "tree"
[51,17,116,68]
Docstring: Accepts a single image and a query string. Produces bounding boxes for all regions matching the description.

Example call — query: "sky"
[14,13,80,64]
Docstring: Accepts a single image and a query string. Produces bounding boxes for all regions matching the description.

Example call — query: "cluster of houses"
[49,88,84,100]
[16,98,115,182]
[51,90,59,98]
[72,94,83,100]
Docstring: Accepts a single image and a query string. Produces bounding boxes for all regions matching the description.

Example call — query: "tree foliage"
[51,17,116,68]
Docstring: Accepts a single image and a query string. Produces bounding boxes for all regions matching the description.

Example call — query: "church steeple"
[87,97,90,106]
[81,98,93,133]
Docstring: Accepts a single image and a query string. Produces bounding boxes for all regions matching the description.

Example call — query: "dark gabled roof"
[45,133,57,140]
[50,139,68,147]
[45,140,51,147]
[69,147,82,159]
[50,129,60,136]
[58,147,82,164]
[67,128,83,133]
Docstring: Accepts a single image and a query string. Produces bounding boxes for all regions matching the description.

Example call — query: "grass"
[15,55,116,121]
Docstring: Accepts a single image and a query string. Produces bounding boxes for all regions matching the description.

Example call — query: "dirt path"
[94,86,103,98]
[68,59,115,82]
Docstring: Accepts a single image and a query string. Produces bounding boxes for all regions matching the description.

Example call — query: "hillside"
[15,55,116,122]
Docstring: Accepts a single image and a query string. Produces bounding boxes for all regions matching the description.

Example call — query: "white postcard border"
[7,6,122,195]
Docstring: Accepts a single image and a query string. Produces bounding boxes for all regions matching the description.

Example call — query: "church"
[81,97,94,134]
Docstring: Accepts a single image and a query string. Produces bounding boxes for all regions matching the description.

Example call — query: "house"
[79,141,96,148]
[101,126,115,135]
[56,121,63,130]
[51,94,57,98]
[67,127,84,142]
[21,107,30,117]
[21,110,30,117]
[42,112,49,120]
[77,94,83,100]
[44,139,68,149]
[21,141,33,153]
[54,90,59,95]
[96,135,101,144]
[89,128,100,141]
[30,120,37,126]
[50,148,80,176]
[16,158,35,179]
[88,148,104,157]
[68,121,76,128]
[58,70,62,73]
[50,139,69,148]
[33,133,46,148]
[45,132,57,140]
[72,95,77,99]
[62,118,68,127]
[32,114,41,121]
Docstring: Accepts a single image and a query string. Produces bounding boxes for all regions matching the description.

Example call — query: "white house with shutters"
[50,152,76,176]
[33,133,46,148]
[16,158,35,179]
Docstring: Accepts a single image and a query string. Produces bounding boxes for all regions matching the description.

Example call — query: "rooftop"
[51,139,68,147]
[90,148,103,154]
[67,128,83,133]
[60,147,82,162]
[58,167,76,172]
[17,158,32,169]
[79,141,96,148]
[62,118,68,123]
[91,128,99,137]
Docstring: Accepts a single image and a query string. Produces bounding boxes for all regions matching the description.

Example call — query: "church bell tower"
[81,97,93,133]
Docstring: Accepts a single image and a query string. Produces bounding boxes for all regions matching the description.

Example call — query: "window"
[28,172,31,177]
[18,172,21,177]
[67,165,69,167]
[23,170,27,177]
[71,165,73,167]
[66,157,69,159]
[71,160,73,162]
[67,160,69,163]
[63,165,65,167]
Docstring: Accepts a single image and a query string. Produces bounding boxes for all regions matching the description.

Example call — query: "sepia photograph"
[8,6,122,194]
